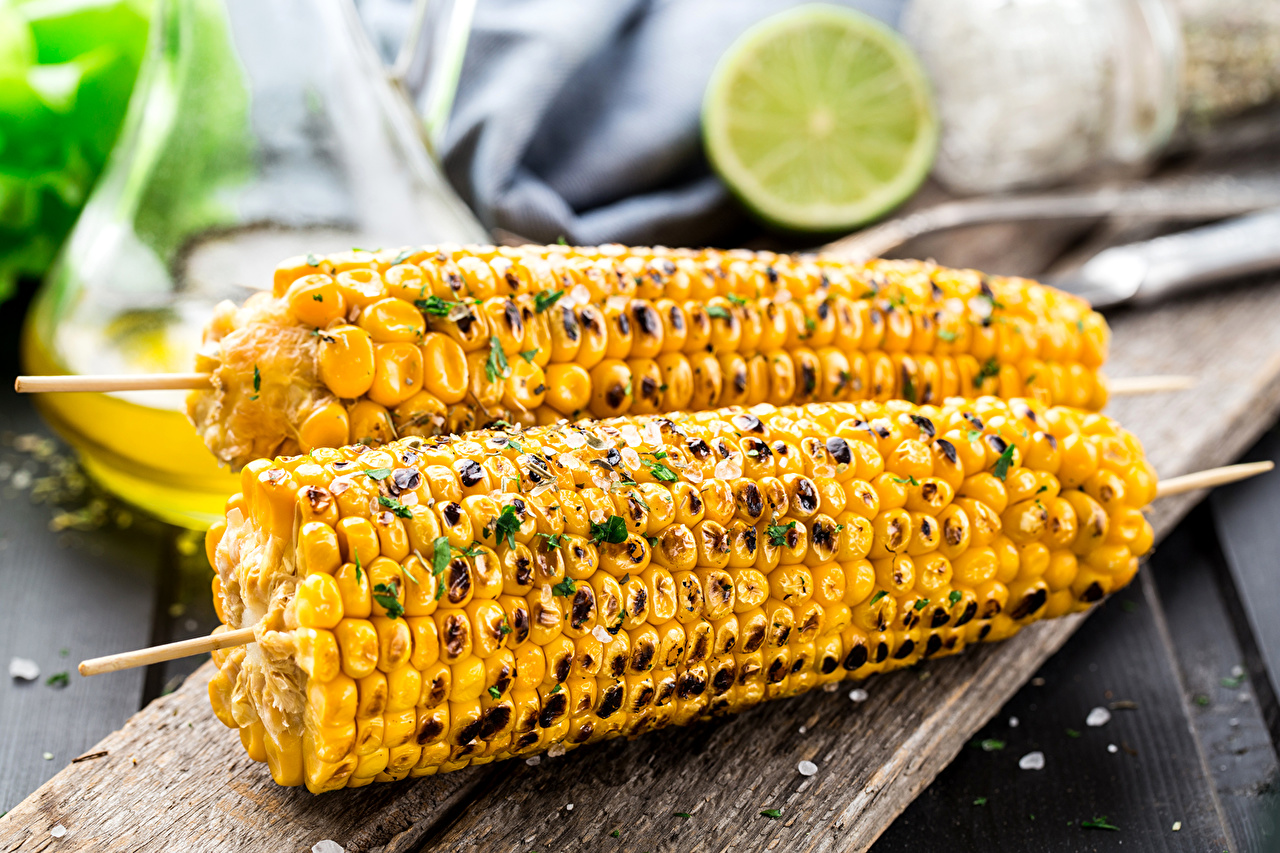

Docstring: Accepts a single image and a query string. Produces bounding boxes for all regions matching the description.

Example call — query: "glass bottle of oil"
[23,0,487,528]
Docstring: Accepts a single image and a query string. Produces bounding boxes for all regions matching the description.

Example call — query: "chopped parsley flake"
[1066,728,1081,738]
[305,253,320,267]
[46,672,69,688]
[491,504,522,550]
[485,337,511,383]
[1081,817,1119,831]
[938,329,958,342]
[519,349,540,363]
[706,304,731,320]
[552,578,577,597]
[488,686,502,699]
[534,289,564,313]
[378,495,413,518]
[914,598,930,611]
[312,293,324,302]
[869,590,888,605]
[992,444,1016,481]
[537,532,566,550]
[372,582,404,619]
[949,590,962,605]
[354,551,363,584]
[549,683,562,694]
[590,515,629,544]
[978,358,1000,382]
[674,812,691,819]
[760,809,782,819]
[978,738,1005,751]
[250,364,261,401]
[364,467,392,480]
[766,520,796,547]
[431,536,451,576]
[415,295,457,317]
[973,797,988,806]
[891,475,920,486]
[640,457,678,482]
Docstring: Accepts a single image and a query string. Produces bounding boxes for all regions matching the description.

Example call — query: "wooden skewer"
[1108,374,1197,395]
[78,627,256,676]
[15,373,212,393]
[16,372,1195,396]
[79,461,1273,677]
[1153,460,1274,499]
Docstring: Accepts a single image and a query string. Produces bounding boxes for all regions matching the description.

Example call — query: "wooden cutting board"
[3,273,1280,853]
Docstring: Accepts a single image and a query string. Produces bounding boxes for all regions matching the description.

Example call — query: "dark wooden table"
[4,115,1280,849]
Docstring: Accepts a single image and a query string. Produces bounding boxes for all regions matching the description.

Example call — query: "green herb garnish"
[488,686,502,700]
[765,520,796,547]
[992,444,1016,481]
[1081,817,1119,832]
[534,289,564,313]
[485,337,511,383]
[760,809,782,819]
[519,349,540,363]
[432,536,451,576]
[949,590,962,605]
[640,457,678,482]
[870,590,888,606]
[938,329,957,342]
[46,672,69,688]
[364,467,392,480]
[590,515,629,544]
[378,496,413,518]
[372,581,404,619]
[491,504,522,549]
[552,578,577,597]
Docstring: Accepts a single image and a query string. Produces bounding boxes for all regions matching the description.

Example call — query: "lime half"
[703,4,937,232]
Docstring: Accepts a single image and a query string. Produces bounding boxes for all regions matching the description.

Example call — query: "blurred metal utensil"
[823,173,1280,261]
[1049,208,1280,309]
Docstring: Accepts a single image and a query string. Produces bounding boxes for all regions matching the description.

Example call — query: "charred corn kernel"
[192,248,1110,470]
[209,396,1153,790]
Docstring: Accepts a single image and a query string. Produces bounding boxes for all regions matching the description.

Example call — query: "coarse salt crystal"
[1018,751,1045,770]
[43,752,53,761]
[530,482,556,497]
[798,726,807,734]
[968,295,993,318]
[714,458,742,480]
[1008,716,1019,728]
[797,760,818,777]
[849,688,869,703]
[50,825,66,839]
[1172,821,1181,831]
[564,432,586,449]
[311,841,344,853]
[525,756,541,766]
[822,683,840,692]
[619,425,642,448]
[643,422,663,447]
[621,448,640,469]
[591,625,612,643]
[9,657,39,681]
[1107,744,1118,754]
[565,803,574,811]
[683,468,703,484]
[546,744,566,758]
[1086,706,1111,727]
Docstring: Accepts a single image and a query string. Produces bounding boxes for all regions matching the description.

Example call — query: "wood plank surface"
[3,272,1280,852]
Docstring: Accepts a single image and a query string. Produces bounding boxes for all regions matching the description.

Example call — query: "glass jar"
[902,0,1183,194]
[23,0,487,528]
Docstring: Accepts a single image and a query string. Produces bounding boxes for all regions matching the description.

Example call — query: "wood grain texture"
[3,272,1280,852]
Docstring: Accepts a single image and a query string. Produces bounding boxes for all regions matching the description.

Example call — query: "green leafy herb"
[536,532,567,550]
[1025,372,1037,385]
[913,598,930,611]
[549,683,562,694]
[372,582,404,619]
[618,573,631,586]
[364,467,392,480]
[610,830,620,838]
[949,590,962,605]
[392,249,413,265]
[378,496,413,518]
[674,812,691,819]
[966,429,982,442]
[552,578,577,597]
[556,235,568,245]
[869,590,888,606]
[1195,694,1211,706]
[312,293,324,302]
[706,304,731,320]
[891,475,920,486]
[978,738,1005,752]
[978,358,1000,382]
[354,551,364,585]
[499,620,512,638]
[590,515,629,544]
[505,439,524,452]
[488,686,502,700]
[1036,485,1048,494]
[519,349,540,363]
[804,316,816,333]
[306,253,320,267]
[250,364,261,401]
[640,457,678,482]
[992,444,1016,481]
[760,809,782,820]
[415,295,457,317]
[938,329,958,342]
[766,520,796,547]
[46,672,70,688]
[485,337,511,383]
[491,504,523,550]
[1081,817,1119,832]
[431,536,451,576]
[973,797,988,806]
[534,289,564,313]
[1066,728,1081,738]
[902,372,916,403]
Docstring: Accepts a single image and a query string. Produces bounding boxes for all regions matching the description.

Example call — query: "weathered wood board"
[2,272,1279,853]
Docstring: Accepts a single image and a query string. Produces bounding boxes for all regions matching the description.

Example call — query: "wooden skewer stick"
[15,373,212,393]
[1108,374,1197,395]
[16,372,1196,396]
[79,461,1274,677]
[78,627,256,677]
[1153,460,1274,499]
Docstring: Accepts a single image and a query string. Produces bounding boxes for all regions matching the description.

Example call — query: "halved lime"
[703,4,937,232]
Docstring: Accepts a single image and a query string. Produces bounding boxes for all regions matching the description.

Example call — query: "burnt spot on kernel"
[687,490,703,515]
[943,516,965,546]
[954,600,978,626]
[712,667,735,694]
[874,642,890,663]
[985,435,1008,456]
[553,653,573,683]
[609,652,627,678]
[843,643,868,671]
[690,632,711,662]
[1080,581,1105,603]
[825,436,852,466]
[446,559,472,604]
[766,657,788,683]
[605,381,629,409]
[597,683,624,718]
[924,634,943,657]
[302,485,334,514]
[514,731,539,750]
[514,557,533,586]
[668,304,685,332]
[1010,587,1048,619]
[631,642,655,672]
[538,692,568,727]
[479,704,512,739]
[570,586,595,629]
[811,520,835,550]
[416,717,445,744]
[561,306,581,340]
[677,672,707,700]
[511,607,530,643]
[389,468,421,494]
[893,639,915,659]
[742,623,767,653]
[630,685,655,713]
[687,438,712,459]
[980,598,1002,619]
[963,412,984,430]
[799,361,818,396]
[936,438,958,466]
[732,413,764,433]
[909,414,936,439]
[640,374,659,402]
[931,607,951,628]
[456,718,484,745]
[738,482,764,518]
[441,502,463,526]
[793,479,819,514]
[977,623,993,641]
[632,302,660,336]
[820,654,839,674]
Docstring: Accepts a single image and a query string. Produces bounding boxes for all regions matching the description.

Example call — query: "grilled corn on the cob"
[205,396,1152,792]
[189,245,1109,469]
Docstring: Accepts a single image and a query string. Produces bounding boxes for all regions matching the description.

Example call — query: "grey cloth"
[366,0,906,246]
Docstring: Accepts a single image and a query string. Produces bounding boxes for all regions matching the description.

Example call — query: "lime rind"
[703,4,937,232]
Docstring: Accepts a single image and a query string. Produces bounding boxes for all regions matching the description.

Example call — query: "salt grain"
[643,422,663,448]
[822,683,840,693]
[1008,716,1019,728]
[621,448,640,469]
[525,756,542,766]
[591,625,612,643]
[1229,718,1240,728]
[848,688,869,703]
[565,803,574,811]
[9,657,40,681]
[619,425,642,448]
[1086,706,1111,727]
[797,760,818,777]
[1172,821,1181,832]
[1107,744,1118,753]
[50,825,66,839]
[547,744,566,758]
[714,458,742,480]
[798,726,807,735]
[1018,751,1045,770]
[564,432,586,449]
[43,752,54,761]
[311,841,344,853]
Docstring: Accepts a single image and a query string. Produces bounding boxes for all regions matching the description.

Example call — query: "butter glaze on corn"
[204,397,1152,792]
[189,245,1110,469]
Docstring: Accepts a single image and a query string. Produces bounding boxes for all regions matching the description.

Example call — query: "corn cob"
[204,395,1153,792]
[189,245,1109,469]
